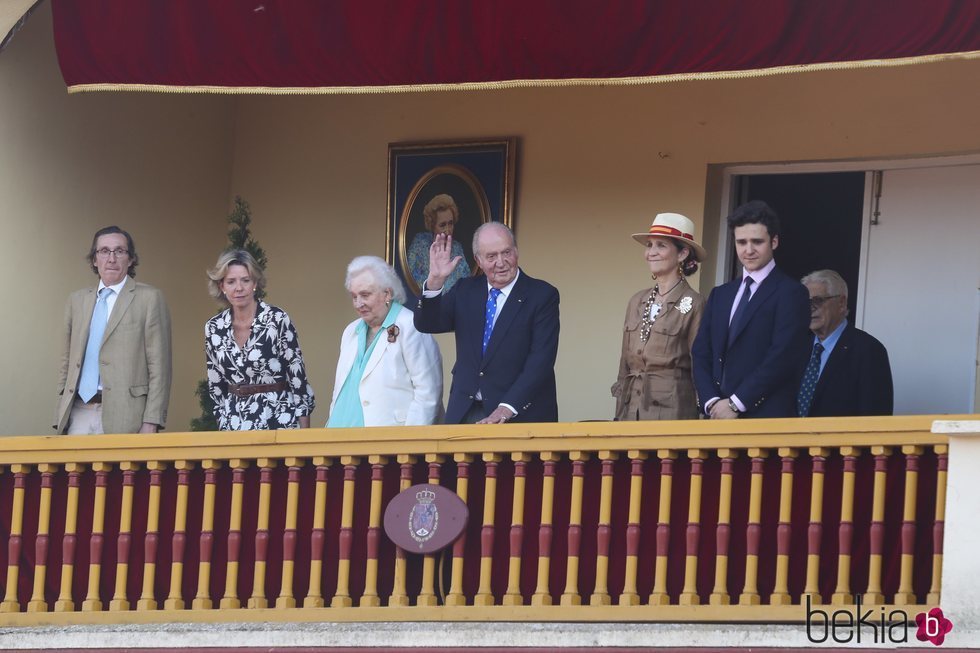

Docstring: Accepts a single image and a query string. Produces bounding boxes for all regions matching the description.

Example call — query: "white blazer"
[329,306,444,426]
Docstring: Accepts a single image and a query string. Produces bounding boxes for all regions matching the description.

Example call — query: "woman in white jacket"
[328,256,444,427]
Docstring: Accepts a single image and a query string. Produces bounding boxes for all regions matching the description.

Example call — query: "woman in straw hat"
[612,213,706,420]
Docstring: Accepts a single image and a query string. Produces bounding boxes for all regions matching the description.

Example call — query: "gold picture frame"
[386,138,517,298]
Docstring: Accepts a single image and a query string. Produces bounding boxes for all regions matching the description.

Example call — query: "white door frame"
[716,152,980,327]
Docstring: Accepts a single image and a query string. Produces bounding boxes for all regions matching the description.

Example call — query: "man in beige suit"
[55,226,172,434]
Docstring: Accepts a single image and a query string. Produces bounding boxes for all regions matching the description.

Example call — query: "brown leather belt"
[228,381,287,397]
[85,392,103,404]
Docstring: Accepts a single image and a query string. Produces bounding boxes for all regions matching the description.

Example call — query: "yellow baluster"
[303,456,331,608]
[680,449,708,605]
[137,461,165,611]
[894,445,924,605]
[27,463,57,612]
[220,458,249,609]
[503,452,531,606]
[1,464,30,613]
[417,453,444,607]
[110,461,140,611]
[619,450,647,606]
[831,447,859,605]
[248,458,277,609]
[192,460,221,610]
[710,449,737,605]
[55,463,86,612]
[863,446,890,605]
[445,453,473,607]
[165,460,194,610]
[531,452,559,606]
[474,453,502,606]
[360,455,387,608]
[650,449,677,605]
[739,448,767,606]
[277,457,304,609]
[332,455,360,608]
[769,448,797,605]
[927,444,948,605]
[560,451,589,606]
[590,451,618,606]
[82,462,111,612]
[389,454,416,607]
[803,448,830,605]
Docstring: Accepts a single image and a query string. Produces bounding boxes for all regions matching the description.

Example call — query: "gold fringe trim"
[66,49,980,96]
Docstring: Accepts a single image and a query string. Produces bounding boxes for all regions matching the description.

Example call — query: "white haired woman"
[328,256,444,427]
[612,213,706,420]
[205,249,315,430]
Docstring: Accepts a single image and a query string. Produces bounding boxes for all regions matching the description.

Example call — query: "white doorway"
[861,164,980,414]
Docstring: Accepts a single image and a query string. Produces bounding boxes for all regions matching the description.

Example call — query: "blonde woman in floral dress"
[612,213,706,420]
[205,249,315,430]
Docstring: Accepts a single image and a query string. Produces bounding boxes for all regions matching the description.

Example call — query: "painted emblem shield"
[384,483,468,554]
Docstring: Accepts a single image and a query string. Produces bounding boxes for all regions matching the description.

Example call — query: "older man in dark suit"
[692,201,811,418]
[415,222,560,424]
[796,270,893,417]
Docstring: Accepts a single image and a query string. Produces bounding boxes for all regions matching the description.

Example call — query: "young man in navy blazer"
[692,201,810,418]
[415,222,560,424]
[796,269,893,417]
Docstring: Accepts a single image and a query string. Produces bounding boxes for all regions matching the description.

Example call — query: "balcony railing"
[0,415,965,627]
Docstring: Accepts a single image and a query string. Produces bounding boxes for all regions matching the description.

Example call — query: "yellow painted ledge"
[0,415,966,466]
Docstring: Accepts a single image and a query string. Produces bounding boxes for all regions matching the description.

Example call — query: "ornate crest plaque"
[383,483,469,554]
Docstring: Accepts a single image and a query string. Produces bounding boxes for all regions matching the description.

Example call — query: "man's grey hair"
[472,222,517,258]
[345,255,407,305]
[801,269,849,301]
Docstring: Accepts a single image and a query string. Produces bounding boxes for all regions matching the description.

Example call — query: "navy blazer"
[807,325,893,417]
[692,266,810,418]
[414,270,560,424]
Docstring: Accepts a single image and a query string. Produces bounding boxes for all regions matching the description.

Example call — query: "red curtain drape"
[50,0,980,93]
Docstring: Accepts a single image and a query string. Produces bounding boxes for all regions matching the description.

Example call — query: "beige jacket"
[612,278,704,421]
[55,279,172,434]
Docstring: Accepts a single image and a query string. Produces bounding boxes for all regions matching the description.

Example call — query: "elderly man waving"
[415,223,560,424]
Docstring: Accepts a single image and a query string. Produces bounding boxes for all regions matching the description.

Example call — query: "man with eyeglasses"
[55,226,172,435]
[796,269,893,417]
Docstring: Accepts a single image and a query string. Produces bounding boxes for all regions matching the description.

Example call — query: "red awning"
[51,0,980,94]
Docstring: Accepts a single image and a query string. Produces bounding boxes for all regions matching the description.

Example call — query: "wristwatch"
[728,398,741,415]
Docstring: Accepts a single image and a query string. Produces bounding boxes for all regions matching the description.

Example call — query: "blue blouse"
[327,303,403,427]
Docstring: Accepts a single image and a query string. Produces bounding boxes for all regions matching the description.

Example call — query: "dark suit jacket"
[692,266,810,418]
[415,270,560,423]
[807,325,893,417]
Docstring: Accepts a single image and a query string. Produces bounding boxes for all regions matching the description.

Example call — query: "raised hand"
[426,233,463,291]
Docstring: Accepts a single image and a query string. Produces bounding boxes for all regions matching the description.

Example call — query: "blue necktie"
[729,276,755,334]
[796,341,825,417]
[482,288,502,355]
[78,287,112,402]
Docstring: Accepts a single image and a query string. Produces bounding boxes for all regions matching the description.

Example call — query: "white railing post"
[932,419,980,633]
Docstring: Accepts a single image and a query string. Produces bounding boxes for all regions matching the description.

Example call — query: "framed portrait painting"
[387,138,517,298]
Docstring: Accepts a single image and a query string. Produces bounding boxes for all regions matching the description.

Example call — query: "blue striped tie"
[78,287,112,402]
[796,341,825,417]
[482,288,502,355]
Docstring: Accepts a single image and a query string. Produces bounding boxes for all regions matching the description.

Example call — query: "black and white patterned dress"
[205,301,315,430]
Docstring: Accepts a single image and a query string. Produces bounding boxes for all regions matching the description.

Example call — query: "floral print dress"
[205,301,315,430]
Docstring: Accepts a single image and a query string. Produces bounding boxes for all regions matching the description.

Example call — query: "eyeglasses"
[95,247,130,259]
[809,295,840,310]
